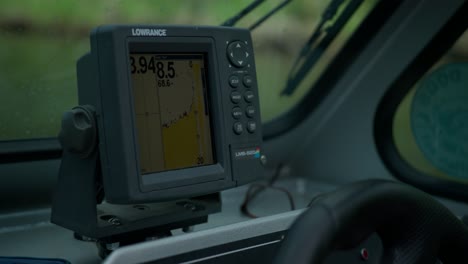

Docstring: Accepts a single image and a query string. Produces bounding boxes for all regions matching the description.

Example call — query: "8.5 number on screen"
[130,56,175,79]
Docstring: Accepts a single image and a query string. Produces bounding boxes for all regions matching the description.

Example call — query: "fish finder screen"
[129,53,215,174]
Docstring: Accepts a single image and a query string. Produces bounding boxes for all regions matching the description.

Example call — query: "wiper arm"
[281,0,363,96]
[222,0,293,30]
[249,0,293,30]
[222,0,265,27]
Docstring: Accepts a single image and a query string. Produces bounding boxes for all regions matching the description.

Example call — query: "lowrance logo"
[131,28,167,37]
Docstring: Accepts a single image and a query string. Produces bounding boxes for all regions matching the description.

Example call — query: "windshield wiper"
[249,0,293,30]
[221,0,293,30]
[280,0,363,96]
[222,0,265,27]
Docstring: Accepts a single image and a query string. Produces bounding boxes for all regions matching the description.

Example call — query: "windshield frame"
[374,1,468,202]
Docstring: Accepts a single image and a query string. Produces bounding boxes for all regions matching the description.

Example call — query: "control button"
[247,121,256,133]
[246,106,256,118]
[233,122,243,135]
[243,75,253,87]
[232,107,243,119]
[244,91,254,103]
[231,92,242,104]
[227,41,249,68]
[229,75,240,88]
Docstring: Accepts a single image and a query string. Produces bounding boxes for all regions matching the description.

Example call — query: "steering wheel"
[275,179,468,263]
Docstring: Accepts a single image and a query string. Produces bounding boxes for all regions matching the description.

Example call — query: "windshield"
[0,0,376,141]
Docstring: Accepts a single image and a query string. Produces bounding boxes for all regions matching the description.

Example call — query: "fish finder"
[51,25,263,249]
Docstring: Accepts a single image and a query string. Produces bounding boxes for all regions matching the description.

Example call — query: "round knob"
[58,105,97,158]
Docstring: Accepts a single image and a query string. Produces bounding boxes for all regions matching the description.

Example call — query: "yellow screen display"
[130,53,215,174]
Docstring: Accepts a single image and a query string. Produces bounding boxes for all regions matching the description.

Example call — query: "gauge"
[411,63,468,180]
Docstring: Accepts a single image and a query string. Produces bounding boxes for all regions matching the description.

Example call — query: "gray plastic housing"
[76,25,263,204]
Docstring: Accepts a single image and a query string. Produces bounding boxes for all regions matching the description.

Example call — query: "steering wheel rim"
[274,179,468,264]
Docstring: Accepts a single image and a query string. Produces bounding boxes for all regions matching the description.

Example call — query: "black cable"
[307,192,325,207]
[240,164,296,218]
[241,184,267,218]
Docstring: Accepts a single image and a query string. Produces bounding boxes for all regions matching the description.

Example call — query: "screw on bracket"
[108,217,122,226]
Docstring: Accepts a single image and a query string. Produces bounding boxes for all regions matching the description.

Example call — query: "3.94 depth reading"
[129,55,176,79]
